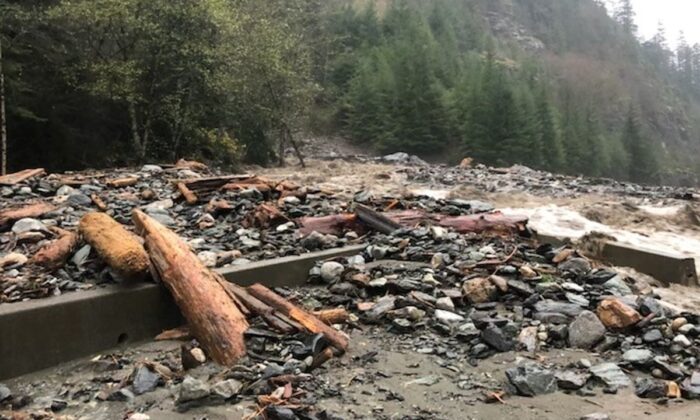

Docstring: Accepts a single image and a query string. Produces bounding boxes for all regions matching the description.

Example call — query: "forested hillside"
[2,0,700,185]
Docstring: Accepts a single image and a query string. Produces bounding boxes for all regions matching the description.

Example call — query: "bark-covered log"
[133,209,248,366]
[313,308,350,325]
[247,283,349,353]
[0,168,45,185]
[79,212,149,281]
[0,201,56,230]
[226,283,297,333]
[30,228,80,269]
[106,177,139,188]
[177,182,198,205]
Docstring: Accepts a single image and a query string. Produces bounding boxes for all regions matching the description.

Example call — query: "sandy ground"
[8,328,700,420]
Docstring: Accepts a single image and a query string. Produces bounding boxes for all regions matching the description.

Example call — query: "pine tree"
[614,0,637,36]
[622,106,658,182]
[535,89,564,171]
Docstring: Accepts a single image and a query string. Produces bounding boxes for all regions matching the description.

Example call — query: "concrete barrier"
[0,244,365,380]
[536,233,698,287]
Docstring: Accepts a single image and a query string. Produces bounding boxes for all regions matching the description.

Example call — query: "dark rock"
[558,258,591,277]
[50,399,68,412]
[652,358,684,379]
[481,325,515,352]
[549,324,568,341]
[569,311,606,349]
[634,378,666,399]
[555,370,590,390]
[680,371,700,399]
[67,193,92,207]
[583,269,617,285]
[177,376,210,403]
[643,329,663,343]
[534,300,584,317]
[589,363,631,388]
[266,405,299,420]
[505,363,557,396]
[132,366,161,395]
[534,312,570,324]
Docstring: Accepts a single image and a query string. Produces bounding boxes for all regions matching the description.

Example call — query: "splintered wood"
[79,212,150,281]
[247,283,349,353]
[133,209,248,366]
[0,201,56,230]
[0,168,45,185]
[30,228,80,269]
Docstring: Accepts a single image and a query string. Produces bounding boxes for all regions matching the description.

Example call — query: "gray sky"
[607,0,700,47]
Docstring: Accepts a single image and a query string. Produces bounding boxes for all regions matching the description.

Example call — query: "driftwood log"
[133,209,248,366]
[0,168,45,185]
[30,228,80,269]
[79,212,149,281]
[0,201,56,230]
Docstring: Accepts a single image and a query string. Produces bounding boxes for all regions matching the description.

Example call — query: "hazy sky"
[608,0,700,46]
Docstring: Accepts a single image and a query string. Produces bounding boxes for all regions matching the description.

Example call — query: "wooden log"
[90,194,108,211]
[245,203,290,229]
[30,228,80,269]
[106,177,139,188]
[79,212,149,281]
[247,283,349,353]
[177,182,198,205]
[297,214,362,237]
[226,283,296,334]
[132,209,248,366]
[183,174,254,192]
[434,212,528,235]
[0,201,56,230]
[205,198,233,215]
[313,308,350,325]
[175,158,208,171]
[0,168,45,185]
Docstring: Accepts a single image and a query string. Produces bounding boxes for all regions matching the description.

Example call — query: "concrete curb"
[536,234,698,287]
[0,244,365,380]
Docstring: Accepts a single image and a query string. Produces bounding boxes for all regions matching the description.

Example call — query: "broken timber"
[133,209,248,366]
[0,168,45,185]
[0,201,56,230]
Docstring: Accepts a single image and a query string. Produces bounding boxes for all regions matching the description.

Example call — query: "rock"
[580,414,610,420]
[634,378,666,399]
[596,298,641,329]
[534,300,584,317]
[481,325,515,352]
[489,275,509,293]
[266,405,299,420]
[11,218,48,234]
[435,297,455,311]
[56,185,76,196]
[652,358,684,379]
[639,297,664,316]
[622,349,654,365]
[643,329,663,343]
[562,282,584,293]
[320,261,344,283]
[589,363,631,388]
[519,265,537,278]
[462,277,498,303]
[569,311,606,349]
[671,317,688,331]
[549,324,569,341]
[67,193,92,207]
[435,309,465,324]
[177,376,210,403]
[603,275,633,296]
[197,251,218,268]
[518,326,539,352]
[132,366,160,395]
[680,371,700,399]
[0,384,11,402]
[127,414,151,420]
[558,257,591,277]
[211,379,243,399]
[556,370,590,390]
[430,226,447,240]
[505,363,558,396]
[141,164,163,172]
[565,292,590,307]
[673,334,691,347]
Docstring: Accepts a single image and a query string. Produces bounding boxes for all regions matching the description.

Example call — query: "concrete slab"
[0,244,366,380]
[536,233,698,287]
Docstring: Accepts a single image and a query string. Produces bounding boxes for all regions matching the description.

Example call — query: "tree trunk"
[128,101,142,162]
[1,39,7,175]
[132,209,248,366]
